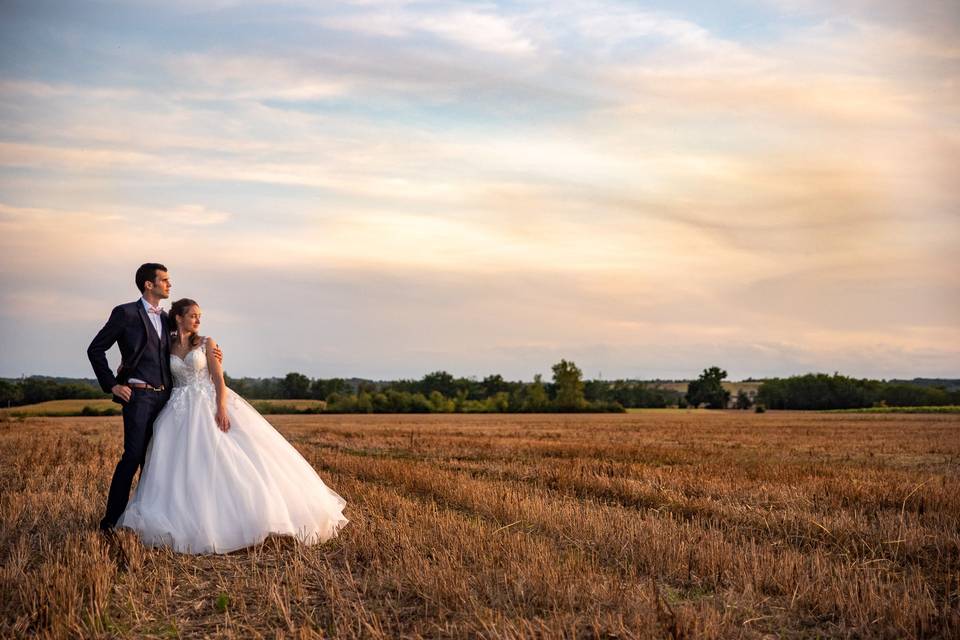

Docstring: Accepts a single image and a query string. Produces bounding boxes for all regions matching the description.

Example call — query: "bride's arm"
[205,336,231,432]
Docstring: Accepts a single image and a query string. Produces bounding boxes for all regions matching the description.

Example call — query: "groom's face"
[145,270,171,299]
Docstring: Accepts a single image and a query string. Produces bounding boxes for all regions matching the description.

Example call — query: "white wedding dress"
[117,339,348,553]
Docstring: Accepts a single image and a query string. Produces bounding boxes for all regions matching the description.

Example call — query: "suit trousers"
[100,388,169,530]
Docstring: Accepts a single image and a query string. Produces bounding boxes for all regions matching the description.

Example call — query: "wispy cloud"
[316,5,536,54]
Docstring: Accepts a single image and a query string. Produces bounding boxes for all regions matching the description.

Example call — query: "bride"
[117,298,348,553]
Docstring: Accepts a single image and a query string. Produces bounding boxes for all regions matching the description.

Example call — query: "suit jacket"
[87,300,172,403]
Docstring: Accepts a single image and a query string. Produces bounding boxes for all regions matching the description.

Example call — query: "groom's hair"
[135,263,167,293]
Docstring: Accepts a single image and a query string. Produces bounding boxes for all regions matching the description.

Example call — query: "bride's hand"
[216,405,231,432]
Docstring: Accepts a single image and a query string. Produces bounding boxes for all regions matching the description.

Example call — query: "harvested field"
[1,411,958,638]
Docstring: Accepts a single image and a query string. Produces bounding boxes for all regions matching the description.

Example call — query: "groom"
[87,263,221,532]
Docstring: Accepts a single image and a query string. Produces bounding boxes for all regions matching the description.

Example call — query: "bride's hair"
[169,298,202,347]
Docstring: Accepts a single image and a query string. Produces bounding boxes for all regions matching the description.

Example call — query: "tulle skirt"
[118,383,348,554]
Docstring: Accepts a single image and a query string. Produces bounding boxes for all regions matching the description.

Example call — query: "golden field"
[1,411,958,639]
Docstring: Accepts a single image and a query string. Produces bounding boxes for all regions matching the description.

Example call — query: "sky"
[0,0,958,381]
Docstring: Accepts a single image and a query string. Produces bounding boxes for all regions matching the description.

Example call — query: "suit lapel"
[136,300,154,343]
[159,310,171,387]
[160,311,170,349]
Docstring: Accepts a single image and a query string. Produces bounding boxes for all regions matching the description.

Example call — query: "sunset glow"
[1,0,957,379]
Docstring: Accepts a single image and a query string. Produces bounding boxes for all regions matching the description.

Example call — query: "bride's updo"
[169,298,202,347]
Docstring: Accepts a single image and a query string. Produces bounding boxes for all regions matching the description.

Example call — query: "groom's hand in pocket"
[112,384,132,403]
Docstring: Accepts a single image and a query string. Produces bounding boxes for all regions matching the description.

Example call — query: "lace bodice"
[166,338,236,417]
[170,340,213,390]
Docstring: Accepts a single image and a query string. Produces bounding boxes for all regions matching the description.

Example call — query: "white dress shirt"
[127,297,164,386]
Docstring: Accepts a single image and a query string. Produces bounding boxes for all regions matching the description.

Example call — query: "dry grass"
[1,411,958,638]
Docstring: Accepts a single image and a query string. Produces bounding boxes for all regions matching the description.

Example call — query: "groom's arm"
[87,305,125,394]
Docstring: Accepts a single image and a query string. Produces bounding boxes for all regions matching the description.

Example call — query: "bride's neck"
[177,332,196,347]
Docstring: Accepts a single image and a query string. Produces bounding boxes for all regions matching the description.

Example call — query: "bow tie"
[147,306,162,315]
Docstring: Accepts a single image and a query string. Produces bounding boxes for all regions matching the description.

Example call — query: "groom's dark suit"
[88,300,173,530]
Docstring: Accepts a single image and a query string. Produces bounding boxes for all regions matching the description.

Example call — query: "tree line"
[1,361,677,413]
[224,366,680,410]
[680,368,960,411]
[3,367,957,413]
[755,373,960,410]
[234,360,648,413]
[0,377,104,407]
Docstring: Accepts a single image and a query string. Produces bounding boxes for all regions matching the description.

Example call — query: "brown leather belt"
[129,383,165,391]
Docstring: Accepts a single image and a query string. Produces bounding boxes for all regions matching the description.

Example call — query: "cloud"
[164,53,352,101]
[0,0,957,378]
[166,204,231,225]
[8,257,957,379]
[316,5,535,54]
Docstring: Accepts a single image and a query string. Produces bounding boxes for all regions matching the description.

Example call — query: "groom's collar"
[140,297,164,312]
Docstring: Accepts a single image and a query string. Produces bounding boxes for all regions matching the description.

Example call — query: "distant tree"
[366,392,384,412]
[223,373,243,396]
[757,373,878,410]
[481,374,510,397]
[583,379,610,403]
[734,390,753,410]
[453,389,469,412]
[234,377,283,399]
[21,377,60,404]
[686,367,730,409]
[0,379,22,407]
[880,383,949,407]
[409,392,432,413]
[552,359,586,410]
[419,371,458,397]
[382,390,409,412]
[323,392,350,412]
[521,374,550,412]
[311,378,347,400]
[457,376,486,400]
[429,390,454,412]
[280,372,311,399]
[356,391,373,413]
[357,380,378,394]
[485,392,510,412]
[594,380,677,408]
